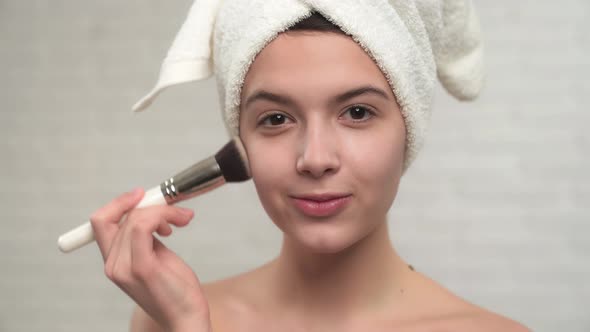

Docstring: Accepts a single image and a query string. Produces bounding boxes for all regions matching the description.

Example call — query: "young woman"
[90,12,530,332]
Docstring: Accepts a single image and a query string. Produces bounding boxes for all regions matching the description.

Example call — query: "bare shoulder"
[394,298,531,332]
[422,291,531,332]
[129,305,164,332]
[437,308,531,332]
[406,272,531,332]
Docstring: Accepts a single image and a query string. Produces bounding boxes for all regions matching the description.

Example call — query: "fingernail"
[180,208,193,215]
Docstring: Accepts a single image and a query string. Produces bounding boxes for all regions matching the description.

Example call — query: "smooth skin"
[92,31,533,332]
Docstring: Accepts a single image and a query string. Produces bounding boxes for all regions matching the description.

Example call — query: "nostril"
[295,138,340,177]
[298,165,336,178]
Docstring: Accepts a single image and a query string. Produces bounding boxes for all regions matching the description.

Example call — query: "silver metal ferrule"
[160,156,226,204]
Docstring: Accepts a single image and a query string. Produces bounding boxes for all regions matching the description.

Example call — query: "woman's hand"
[90,188,211,332]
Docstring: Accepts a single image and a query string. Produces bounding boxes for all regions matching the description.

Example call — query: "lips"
[290,193,352,217]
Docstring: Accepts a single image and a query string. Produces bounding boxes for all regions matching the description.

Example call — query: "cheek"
[248,139,292,181]
[345,130,404,208]
[244,137,294,210]
[246,138,299,229]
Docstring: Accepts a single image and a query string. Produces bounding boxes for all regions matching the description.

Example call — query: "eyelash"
[257,105,376,127]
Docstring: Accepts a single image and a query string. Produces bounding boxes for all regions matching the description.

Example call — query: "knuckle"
[132,209,164,233]
[89,213,105,227]
[111,267,132,285]
[130,223,145,238]
[130,214,151,232]
[130,263,150,280]
[104,264,114,280]
[126,211,146,231]
[125,208,142,222]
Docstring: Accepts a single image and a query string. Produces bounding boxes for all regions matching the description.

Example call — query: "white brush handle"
[57,185,167,253]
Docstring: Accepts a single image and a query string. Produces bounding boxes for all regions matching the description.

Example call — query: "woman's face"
[238,32,406,253]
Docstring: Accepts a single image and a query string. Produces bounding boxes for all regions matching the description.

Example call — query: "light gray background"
[1,1,588,331]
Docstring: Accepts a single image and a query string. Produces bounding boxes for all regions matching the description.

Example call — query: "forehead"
[241,32,393,100]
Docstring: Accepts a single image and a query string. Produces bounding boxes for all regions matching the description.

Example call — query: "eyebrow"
[243,85,392,110]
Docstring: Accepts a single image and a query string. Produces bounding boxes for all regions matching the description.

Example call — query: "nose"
[295,124,340,178]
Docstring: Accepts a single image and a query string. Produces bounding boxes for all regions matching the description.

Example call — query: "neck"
[269,219,412,320]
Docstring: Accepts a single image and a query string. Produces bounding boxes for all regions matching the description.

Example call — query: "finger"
[107,207,192,297]
[90,188,144,260]
[153,237,196,280]
[104,215,126,281]
[104,208,138,278]
[114,206,191,282]
[130,207,194,278]
[156,222,173,237]
[105,213,134,290]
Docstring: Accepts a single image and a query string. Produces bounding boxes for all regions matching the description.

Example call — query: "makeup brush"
[57,136,250,253]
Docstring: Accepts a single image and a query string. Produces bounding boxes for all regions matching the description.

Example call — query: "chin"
[288,220,366,254]
[297,238,354,255]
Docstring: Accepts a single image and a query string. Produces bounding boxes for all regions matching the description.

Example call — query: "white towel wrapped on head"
[132,0,484,173]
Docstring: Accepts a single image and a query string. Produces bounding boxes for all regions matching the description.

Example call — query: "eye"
[258,112,292,127]
[341,105,375,122]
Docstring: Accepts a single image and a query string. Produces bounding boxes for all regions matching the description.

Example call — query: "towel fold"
[132,0,484,173]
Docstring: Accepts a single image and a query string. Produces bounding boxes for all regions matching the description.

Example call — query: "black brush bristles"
[214,137,251,182]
